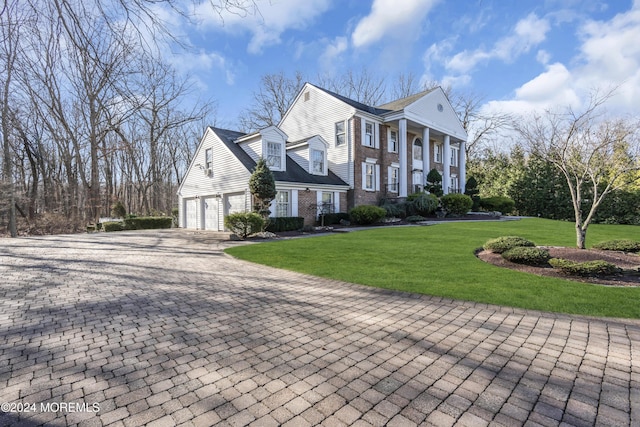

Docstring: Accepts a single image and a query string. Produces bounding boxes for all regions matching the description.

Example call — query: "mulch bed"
[477,247,640,286]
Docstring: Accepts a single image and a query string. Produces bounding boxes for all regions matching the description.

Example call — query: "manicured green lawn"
[225,218,640,318]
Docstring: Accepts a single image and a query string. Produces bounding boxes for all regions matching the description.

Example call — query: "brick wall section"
[297,190,318,225]
[351,117,385,209]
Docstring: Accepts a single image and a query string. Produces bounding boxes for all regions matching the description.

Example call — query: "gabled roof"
[311,84,391,116]
[376,88,437,112]
[209,127,348,187]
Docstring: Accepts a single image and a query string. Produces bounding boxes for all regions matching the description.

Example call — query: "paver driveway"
[0,230,639,427]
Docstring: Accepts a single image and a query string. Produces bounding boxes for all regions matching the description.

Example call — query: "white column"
[459,141,466,193]
[443,135,451,194]
[398,119,408,197]
[422,128,430,182]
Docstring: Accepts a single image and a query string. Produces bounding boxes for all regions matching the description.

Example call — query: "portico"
[378,87,468,198]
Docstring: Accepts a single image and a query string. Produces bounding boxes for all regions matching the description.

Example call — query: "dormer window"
[266,141,282,169]
[311,149,325,174]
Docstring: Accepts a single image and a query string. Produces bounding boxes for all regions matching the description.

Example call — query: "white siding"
[404,89,466,140]
[178,128,252,228]
[240,138,262,163]
[227,193,249,214]
[279,84,355,185]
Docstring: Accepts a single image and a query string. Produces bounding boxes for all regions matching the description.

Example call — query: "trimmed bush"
[549,258,621,277]
[405,215,427,223]
[379,200,407,218]
[479,196,515,214]
[502,247,551,266]
[349,205,386,225]
[265,217,304,232]
[441,193,473,216]
[224,212,265,239]
[484,236,535,254]
[103,221,124,232]
[406,193,438,216]
[592,239,640,253]
[123,217,172,230]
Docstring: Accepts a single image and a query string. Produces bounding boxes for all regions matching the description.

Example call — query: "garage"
[184,198,198,229]
[203,197,220,231]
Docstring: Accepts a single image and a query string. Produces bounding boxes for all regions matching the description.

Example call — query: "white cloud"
[195,0,332,54]
[445,13,550,74]
[536,50,551,65]
[319,36,348,70]
[486,2,640,118]
[351,0,439,48]
[170,50,236,86]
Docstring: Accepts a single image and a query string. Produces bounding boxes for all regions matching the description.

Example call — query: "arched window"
[413,138,423,160]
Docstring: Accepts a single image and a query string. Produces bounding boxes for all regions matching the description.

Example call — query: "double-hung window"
[311,149,324,174]
[274,191,289,217]
[451,147,459,167]
[365,163,375,190]
[389,167,399,193]
[267,142,282,169]
[389,130,398,153]
[364,122,374,147]
[434,144,443,163]
[205,148,212,169]
[335,121,345,146]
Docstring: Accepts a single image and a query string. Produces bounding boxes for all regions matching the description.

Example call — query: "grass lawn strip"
[224,218,640,319]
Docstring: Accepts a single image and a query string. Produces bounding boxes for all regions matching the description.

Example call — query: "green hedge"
[349,205,386,225]
[320,212,350,225]
[480,196,515,214]
[592,239,640,253]
[549,258,621,277]
[266,217,304,232]
[483,236,535,254]
[103,221,124,232]
[502,247,550,266]
[123,216,172,230]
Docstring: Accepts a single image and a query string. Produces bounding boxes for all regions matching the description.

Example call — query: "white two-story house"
[177,83,467,230]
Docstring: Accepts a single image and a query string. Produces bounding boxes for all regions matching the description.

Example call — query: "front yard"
[225,218,640,318]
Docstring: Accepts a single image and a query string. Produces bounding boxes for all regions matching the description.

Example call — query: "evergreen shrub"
[502,247,550,266]
[441,193,473,215]
[483,236,535,254]
[549,258,621,276]
[224,212,265,239]
[349,205,386,225]
[592,240,640,253]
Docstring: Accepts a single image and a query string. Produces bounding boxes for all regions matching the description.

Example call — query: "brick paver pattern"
[0,230,639,426]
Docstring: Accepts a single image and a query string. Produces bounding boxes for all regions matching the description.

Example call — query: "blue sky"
[165,0,640,126]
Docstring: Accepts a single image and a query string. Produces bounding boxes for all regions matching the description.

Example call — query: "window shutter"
[291,190,298,216]
[361,119,366,146]
[374,124,380,149]
[333,192,340,212]
[361,163,367,189]
[375,165,380,191]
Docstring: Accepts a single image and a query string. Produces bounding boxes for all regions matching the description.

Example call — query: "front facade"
[178,83,467,230]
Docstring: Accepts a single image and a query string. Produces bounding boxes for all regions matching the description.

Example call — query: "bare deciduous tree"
[239,71,305,132]
[516,90,640,249]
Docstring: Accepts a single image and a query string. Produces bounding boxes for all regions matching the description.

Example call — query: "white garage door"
[203,197,220,231]
[184,199,198,229]
[227,193,247,214]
